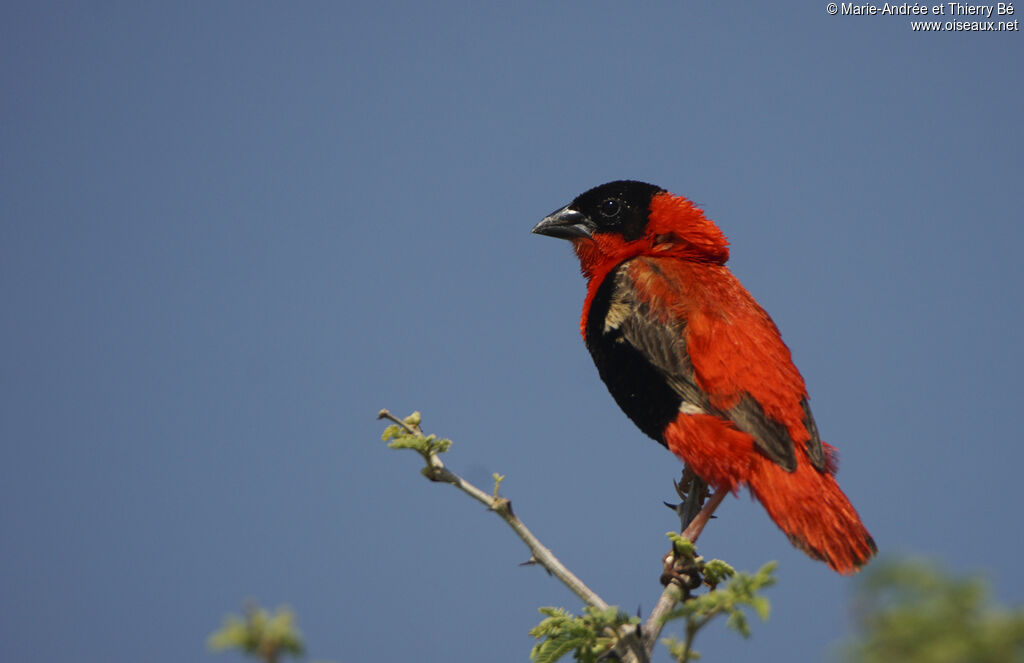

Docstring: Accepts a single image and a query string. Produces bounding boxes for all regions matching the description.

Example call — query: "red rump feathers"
[534,181,876,574]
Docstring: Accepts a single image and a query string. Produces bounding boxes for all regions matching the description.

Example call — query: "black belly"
[584,265,682,446]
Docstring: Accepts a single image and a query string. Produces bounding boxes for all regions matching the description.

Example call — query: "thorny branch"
[377,408,717,663]
[377,409,609,610]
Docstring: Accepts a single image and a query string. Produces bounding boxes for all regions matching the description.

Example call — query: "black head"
[533,180,665,241]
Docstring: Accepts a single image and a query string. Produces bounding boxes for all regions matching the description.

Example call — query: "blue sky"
[2,3,1021,662]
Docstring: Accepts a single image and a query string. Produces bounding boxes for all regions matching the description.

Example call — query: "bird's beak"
[531,206,594,240]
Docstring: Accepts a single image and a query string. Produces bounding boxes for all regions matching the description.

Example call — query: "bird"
[532,180,876,574]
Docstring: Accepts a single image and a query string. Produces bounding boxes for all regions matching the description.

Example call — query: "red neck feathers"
[572,191,730,285]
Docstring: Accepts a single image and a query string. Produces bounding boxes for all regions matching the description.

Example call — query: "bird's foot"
[660,548,702,590]
[664,468,710,532]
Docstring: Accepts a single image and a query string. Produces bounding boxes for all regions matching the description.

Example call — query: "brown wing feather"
[610,260,824,473]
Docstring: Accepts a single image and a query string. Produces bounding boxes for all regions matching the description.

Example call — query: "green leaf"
[725,610,750,638]
[841,558,1024,663]
[208,604,304,660]
[702,559,735,586]
[529,605,639,663]
[658,548,777,660]
[666,532,696,559]
[748,596,770,621]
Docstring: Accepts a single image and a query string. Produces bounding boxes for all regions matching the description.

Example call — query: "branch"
[639,472,711,657]
[377,409,772,663]
[377,409,610,611]
[642,583,686,653]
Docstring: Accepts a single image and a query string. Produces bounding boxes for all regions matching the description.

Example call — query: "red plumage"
[534,181,876,573]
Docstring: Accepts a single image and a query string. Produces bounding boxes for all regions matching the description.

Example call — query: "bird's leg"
[667,467,708,532]
[661,469,727,587]
[680,489,726,543]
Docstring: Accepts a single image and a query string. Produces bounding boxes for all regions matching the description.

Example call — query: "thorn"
[520,554,550,574]
[663,501,680,511]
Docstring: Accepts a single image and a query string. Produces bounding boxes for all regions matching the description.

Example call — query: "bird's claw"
[660,550,702,590]
[670,468,709,532]
[673,467,702,501]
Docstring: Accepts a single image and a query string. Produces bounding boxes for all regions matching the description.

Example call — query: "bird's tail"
[664,414,876,573]
[746,450,877,574]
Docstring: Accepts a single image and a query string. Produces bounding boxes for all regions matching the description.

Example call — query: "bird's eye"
[599,198,621,218]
